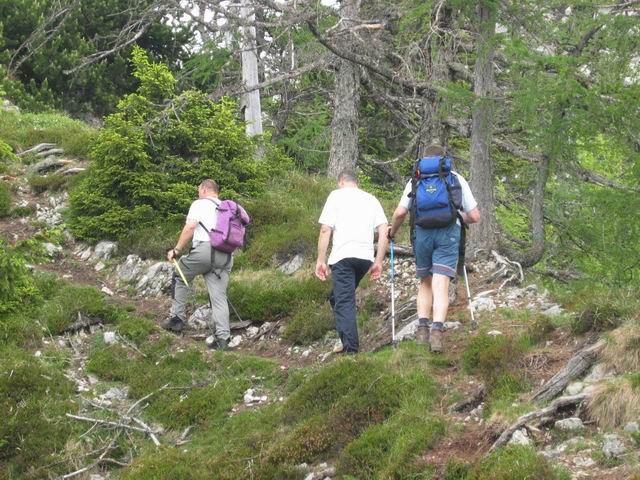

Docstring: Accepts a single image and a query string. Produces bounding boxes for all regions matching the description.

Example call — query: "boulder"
[136,262,173,296]
[542,305,563,317]
[602,434,625,459]
[188,305,211,330]
[278,254,304,275]
[92,241,118,261]
[470,296,496,312]
[116,254,145,284]
[555,417,584,431]
[43,242,62,258]
[396,319,419,341]
[509,428,532,446]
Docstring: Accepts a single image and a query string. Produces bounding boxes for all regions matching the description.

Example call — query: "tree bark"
[240,0,264,139]
[468,1,498,257]
[327,0,361,179]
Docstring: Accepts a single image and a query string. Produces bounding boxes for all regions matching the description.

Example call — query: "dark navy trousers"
[329,257,372,353]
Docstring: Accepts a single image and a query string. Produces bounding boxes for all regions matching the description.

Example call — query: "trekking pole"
[390,239,396,347]
[463,264,476,330]
[173,259,189,288]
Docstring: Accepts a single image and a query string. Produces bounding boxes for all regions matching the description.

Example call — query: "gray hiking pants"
[170,241,233,340]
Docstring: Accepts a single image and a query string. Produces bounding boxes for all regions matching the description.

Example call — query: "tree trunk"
[518,153,550,267]
[239,0,263,139]
[327,0,361,179]
[468,1,497,257]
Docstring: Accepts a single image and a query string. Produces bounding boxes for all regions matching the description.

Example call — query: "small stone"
[246,326,260,338]
[509,428,532,446]
[624,421,639,433]
[565,382,585,396]
[487,330,503,337]
[87,374,99,385]
[444,321,461,330]
[104,331,117,345]
[94,261,106,272]
[555,417,584,431]
[573,455,596,468]
[93,241,118,261]
[34,350,42,358]
[542,305,563,317]
[229,335,242,348]
[278,254,304,275]
[188,305,211,330]
[470,296,497,312]
[101,387,128,401]
[243,389,255,405]
[301,349,311,358]
[58,339,67,348]
[205,336,216,348]
[602,434,625,458]
[584,363,610,383]
[43,242,62,258]
[101,286,114,296]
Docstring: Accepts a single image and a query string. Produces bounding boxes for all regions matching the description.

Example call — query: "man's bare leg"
[429,273,451,352]
[416,275,433,345]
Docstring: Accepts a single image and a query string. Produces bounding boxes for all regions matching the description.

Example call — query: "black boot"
[161,315,184,333]
[207,337,229,351]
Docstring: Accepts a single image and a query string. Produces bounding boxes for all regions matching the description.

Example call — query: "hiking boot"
[430,328,443,353]
[415,324,430,345]
[207,336,228,351]
[161,315,184,333]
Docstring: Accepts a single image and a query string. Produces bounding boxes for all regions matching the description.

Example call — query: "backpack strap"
[198,198,222,233]
[408,159,420,247]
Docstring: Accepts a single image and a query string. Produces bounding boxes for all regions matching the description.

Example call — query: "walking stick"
[463,264,477,330]
[173,259,189,288]
[390,239,397,347]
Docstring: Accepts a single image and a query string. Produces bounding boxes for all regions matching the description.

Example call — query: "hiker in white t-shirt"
[316,170,389,354]
[162,179,233,350]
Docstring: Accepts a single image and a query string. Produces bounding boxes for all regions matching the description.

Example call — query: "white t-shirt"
[318,187,388,265]
[398,172,478,221]
[187,197,220,242]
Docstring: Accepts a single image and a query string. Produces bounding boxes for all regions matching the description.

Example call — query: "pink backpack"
[200,199,251,253]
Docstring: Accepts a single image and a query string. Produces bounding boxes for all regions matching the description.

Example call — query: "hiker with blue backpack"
[388,145,480,353]
[163,179,250,350]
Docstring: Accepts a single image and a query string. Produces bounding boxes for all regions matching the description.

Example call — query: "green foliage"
[27,174,69,194]
[235,172,333,269]
[468,446,570,480]
[461,333,527,384]
[119,221,183,259]
[67,48,291,242]
[0,240,36,314]
[0,0,192,115]
[283,301,333,345]
[0,181,10,217]
[0,110,95,158]
[568,287,636,334]
[39,283,125,334]
[0,345,78,477]
[0,139,17,173]
[525,314,557,344]
[229,270,330,323]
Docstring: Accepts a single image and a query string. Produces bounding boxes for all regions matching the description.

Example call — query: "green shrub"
[0,312,41,348]
[525,314,556,344]
[67,47,291,242]
[283,301,334,345]
[0,139,17,173]
[0,182,11,217]
[38,284,125,334]
[469,446,569,480]
[119,221,183,259]
[570,289,634,334]
[28,174,68,194]
[229,270,330,323]
[0,345,78,476]
[0,240,36,314]
[461,333,527,384]
[0,110,95,158]
[444,459,471,480]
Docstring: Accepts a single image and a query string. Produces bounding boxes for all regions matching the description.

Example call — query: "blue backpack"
[410,156,462,229]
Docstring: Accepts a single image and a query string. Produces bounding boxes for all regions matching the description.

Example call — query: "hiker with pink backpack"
[163,179,250,350]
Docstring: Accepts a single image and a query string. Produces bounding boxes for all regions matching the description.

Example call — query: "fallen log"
[530,339,605,403]
[18,143,56,156]
[489,393,589,453]
[36,147,65,157]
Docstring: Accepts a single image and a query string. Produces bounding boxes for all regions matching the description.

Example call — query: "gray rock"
[542,305,563,317]
[92,241,118,261]
[602,434,625,458]
[100,386,128,401]
[487,330,503,337]
[572,455,596,468]
[104,332,117,345]
[396,319,419,341]
[584,363,611,383]
[624,421,639,433]
[1,99,20,113]
[471,296,496,312]
[79,247,93,261]
[228,335,242,348]
[94,261,106,272]
[555,417,584,431]
[101,286,114,296]
[136,262,173,296]
[246,326,260,338]
[444,321,461,330]
[188,305,211,330]
[565,382,585,396]
[116,254,145,284]
[278,254,304,275]
[43,242,62,258]
[509,428,532,446]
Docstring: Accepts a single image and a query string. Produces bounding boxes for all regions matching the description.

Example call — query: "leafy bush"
[0,345,78,476]
[67,47,291,242]
[0,110,95,158]
[461,333,527,384]
[28,174,68,194]
[283,301,334,345]
[229,270,330,323]
[119,221,183,259]
[0,182,10,217]
[468,446,570,480]
[0,240,36,314]
[569,288,635,334]
[0,139,17,173]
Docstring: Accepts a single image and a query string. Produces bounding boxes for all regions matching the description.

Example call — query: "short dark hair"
[423,145,446,157]
[199,179,219,193]
[337,170,358,184]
